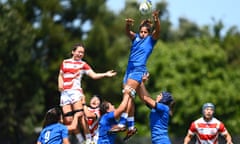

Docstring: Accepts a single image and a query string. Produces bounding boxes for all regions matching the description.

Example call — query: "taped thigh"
[63,111,75,117]
[73,109,84,117]
[122,85,136,98]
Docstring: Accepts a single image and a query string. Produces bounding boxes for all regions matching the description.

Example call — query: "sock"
[85,133,92,140]
[75,133,84,143]
[118,113,128,127]
[127,116,134,130]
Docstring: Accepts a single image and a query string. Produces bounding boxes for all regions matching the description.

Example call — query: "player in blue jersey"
[97,94,130,144]
[139,75,175,144]
[109,10,161,141]
[37,107,80,144]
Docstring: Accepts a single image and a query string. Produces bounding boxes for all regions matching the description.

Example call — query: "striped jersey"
[87,107,100,137]
[60,58,92,90]
[188,117,228,144]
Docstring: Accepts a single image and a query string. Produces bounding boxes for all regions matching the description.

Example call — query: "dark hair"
[70,43,85,57]
[99,101,110,115]
[42,107,62,128]
[159,91,174,105]
[159,91,175,116]
[139,19,153,33]
[168,100,175,116]
[72,43,85,51]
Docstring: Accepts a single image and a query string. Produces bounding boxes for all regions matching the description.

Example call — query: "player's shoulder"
[192,117,205,125]
[211,117,222,123]
[195,117,203,122]
[62,58,73,63]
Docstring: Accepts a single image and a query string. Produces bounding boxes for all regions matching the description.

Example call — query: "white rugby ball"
[139,2,152,15]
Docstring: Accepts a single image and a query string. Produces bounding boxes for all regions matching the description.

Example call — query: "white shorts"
[60,89,84,106]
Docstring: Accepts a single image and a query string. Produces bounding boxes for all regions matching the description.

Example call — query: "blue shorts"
[123,66,148,84]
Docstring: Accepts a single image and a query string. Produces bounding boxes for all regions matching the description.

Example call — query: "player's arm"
[125,18,135,40]
[138,82,156,109]
[66,112,82,131]
[138,73,157,109]
[224,132,233,144]
[183,133,193,144]
[152,10,160,40]
[62,138,70,144]
[87,70,117,80]
[114,94,130,119]
[58,71,64,92]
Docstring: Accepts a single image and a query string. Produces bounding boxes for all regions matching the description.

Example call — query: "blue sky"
[107,0,239,34]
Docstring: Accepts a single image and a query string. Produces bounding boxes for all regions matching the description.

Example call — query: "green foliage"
[0,5,44,142]
[0,0,240,143]
[146,38,240,136]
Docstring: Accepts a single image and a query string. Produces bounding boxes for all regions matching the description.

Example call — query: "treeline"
[0,0,240,143]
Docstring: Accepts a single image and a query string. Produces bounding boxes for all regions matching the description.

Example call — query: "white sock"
[76,133,84,143]
[85,133,92,140]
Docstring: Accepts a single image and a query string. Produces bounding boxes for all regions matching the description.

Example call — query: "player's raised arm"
[125,18,136,40]
[152,10,160,40]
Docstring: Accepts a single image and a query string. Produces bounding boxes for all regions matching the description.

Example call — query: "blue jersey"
[128,34,156,68]
[98,112,118,144]
[37,123,68,144]
[123,34,157,84]
[150,103,171,144]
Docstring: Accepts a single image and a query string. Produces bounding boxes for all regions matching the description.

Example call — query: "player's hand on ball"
[152,10,160,21]
[125,18,134,26]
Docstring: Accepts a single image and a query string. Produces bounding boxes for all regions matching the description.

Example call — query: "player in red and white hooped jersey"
[60,58,91,91]
[184,103,233,144]
[83,95,102,144]
[58,43,116,144]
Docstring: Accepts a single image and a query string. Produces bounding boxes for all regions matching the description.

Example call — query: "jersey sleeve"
[37,132,43,143]
[81,61,92,75]
[61,125,69,139]
[218,122,228,135]
[59,61,64,73]
[155,103,168,112]
[188,122,197,135]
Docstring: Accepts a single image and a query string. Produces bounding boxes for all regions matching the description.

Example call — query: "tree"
[1,0,240,143]
[0,5,43,143]
[146,38,240,136]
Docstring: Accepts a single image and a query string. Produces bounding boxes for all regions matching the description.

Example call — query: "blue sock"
[118,113,128,127]
[127,117,134,130]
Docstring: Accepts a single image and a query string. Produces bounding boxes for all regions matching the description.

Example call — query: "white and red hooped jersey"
[60,59,92,90]
[188,117,228,144]
[87,107,100,137]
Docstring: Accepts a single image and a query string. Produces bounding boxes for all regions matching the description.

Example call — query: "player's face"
[72,46,85,60]
[139,26,149,38]
[203,107,214,120]
[90,97,100,108]
[156,93,163,102]
[107,102,115,112]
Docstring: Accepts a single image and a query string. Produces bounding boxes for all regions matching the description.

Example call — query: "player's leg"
[60,90,75,126]
[123,82,138,141]
[109,79,138,134]
[72,95,92,144]
[62,104,74,126]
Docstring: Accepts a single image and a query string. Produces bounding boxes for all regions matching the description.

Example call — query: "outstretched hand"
[105,70,117,77]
